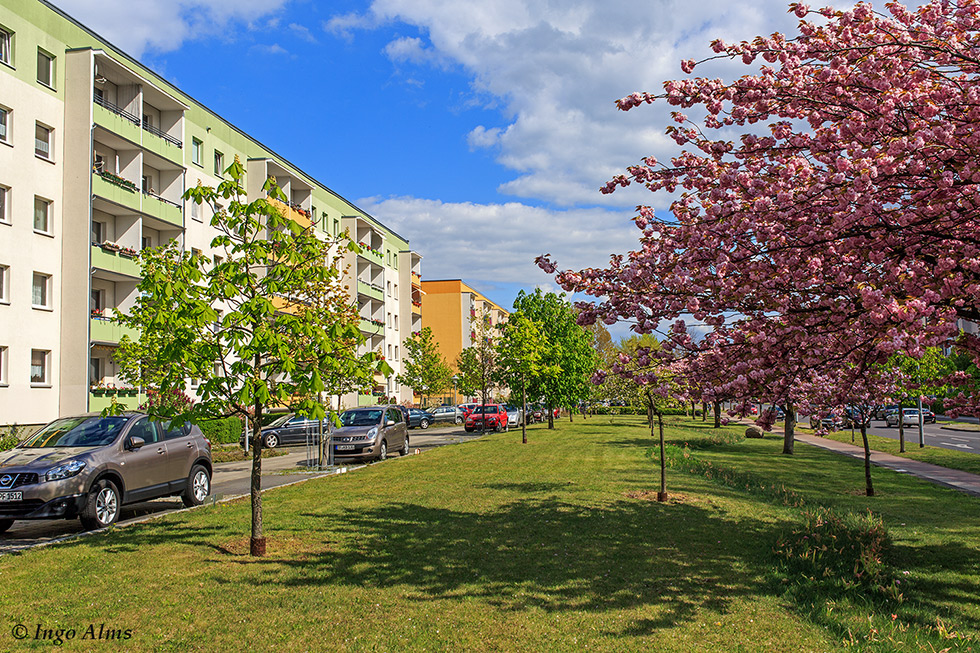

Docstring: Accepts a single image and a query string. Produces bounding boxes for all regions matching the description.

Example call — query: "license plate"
[0,491,23,502]
[336,445,355,451]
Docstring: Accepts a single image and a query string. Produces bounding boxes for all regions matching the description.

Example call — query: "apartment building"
[0,0,420,427]
[420,279,509,372]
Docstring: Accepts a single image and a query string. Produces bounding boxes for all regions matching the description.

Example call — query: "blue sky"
[54,0,809,326]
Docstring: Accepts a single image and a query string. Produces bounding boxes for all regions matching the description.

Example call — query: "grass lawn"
[1,416,978,651]
[809,425,980,477]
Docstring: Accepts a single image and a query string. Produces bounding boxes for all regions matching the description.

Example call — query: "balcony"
[90,316,139,344]
[411,301,422,315]
[357,280,384,302]
[269,198,312,230]
[411,272,421,287]
[141,122,183,165]
[89,390,144,413]
[93,96,142,144]
[360,318,384,334]
[92,171,142,214]
[91,245,141,278]
[357,243,384,266]
[141,191,183,227]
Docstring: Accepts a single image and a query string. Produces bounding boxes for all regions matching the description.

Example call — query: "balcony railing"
[94,94,140,125]
[142,121,182,148]
[143,190,181,208]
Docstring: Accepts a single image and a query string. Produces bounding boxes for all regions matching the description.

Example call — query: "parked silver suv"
[0,413,212,533]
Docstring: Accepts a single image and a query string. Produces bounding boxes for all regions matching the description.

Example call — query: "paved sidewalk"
[795,434,980,497]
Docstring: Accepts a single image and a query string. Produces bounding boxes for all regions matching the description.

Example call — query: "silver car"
[0,413,212,533]
[429,405,464,425]
[504,405,524,427]
[331,406,410,462]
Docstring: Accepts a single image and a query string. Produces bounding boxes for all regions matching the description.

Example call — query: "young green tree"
[456,307,501,431]
[496,312,548,444]
[117,158,389,556]
[396,327,452,407]
[512,289,594,429]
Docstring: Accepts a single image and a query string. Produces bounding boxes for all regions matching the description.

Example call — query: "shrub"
[197,416,244,444]
[0,433,19,452]
[773,507,899,599]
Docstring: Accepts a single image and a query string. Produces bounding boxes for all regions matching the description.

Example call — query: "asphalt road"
[802,417,980,453]
[0,424,476,555]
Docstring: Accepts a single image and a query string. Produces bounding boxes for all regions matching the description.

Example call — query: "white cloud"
[332,0,803,208]
[52,0,291,57]
[288,22,318,43]
[357,195,640,285]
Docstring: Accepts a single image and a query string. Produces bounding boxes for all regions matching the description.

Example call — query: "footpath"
[795,433,980,497]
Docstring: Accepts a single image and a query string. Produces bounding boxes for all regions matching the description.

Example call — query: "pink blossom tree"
[539,0,980,496]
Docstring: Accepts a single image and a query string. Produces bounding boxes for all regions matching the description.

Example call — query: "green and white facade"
[0,0,422,427]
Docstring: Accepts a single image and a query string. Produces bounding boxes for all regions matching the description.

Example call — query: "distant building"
[420,279,509,374]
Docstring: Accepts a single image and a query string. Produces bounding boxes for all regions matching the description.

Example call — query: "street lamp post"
[452,375,458,406]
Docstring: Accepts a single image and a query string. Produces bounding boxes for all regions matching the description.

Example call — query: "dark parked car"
[808,413,844,431]
[331,406,410,462]
[0,413,212,532]
[240,412,323,449]
[406,408,435,429]
[429,405,464,424]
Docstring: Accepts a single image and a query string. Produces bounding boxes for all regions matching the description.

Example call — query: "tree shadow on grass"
[205,496,785,637]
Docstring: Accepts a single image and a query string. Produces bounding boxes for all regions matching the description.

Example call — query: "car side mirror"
[386,420,396,426]
[127,436,146,450]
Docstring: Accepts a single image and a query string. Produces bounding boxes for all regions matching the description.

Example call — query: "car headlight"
[45,460,86,482]
[366,427,378,439]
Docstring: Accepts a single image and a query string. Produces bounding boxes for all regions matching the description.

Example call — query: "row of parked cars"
[807,405,936,430]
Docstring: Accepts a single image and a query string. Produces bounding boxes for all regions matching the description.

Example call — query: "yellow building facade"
[420,279,509,374]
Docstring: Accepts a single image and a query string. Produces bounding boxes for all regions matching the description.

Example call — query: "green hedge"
[0,434,19,452]
[589,406,702,416]
[198,417,244,444]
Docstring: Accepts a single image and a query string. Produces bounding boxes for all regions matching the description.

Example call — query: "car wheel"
[495,421,502,433]
[464,427,473,433]
[420,419,430,429]
[0,519,12,535]
[454,416,462,424]
[79,478,121,531]
[264,432,279,449]
[181,465,211,508]
[401,436,410,456]
[377,440,388,462]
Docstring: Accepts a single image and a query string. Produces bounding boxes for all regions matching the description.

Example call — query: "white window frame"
[32,271,51,310]
[190,198,202,222]
[33,196,52,235]
[0,105,9,144]
[30,349,49,386]
[0,185,9,225]
[214,150,224,176]
[0,26,12,67]
[36,48,54,88]
[191,138,203,166]
[35,122,52,160]
[0,345,7,386]
[0,264,8,304]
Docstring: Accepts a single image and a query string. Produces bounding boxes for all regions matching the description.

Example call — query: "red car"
[464,404,509,432]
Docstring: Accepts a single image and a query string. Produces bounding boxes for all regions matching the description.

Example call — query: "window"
[30,349,49,385]
[191,248,202,260]
[394,284,398,299]
[0,27,11,66]
[387,312,391,327]
[388,344,392,359]
[32,272,50,309]
[333,219,339,236]
[142,236,151,251]
[190,198,201,222]
[0,346,7,386]
[33,197,51,234]
[387,281,391,297]
[395,346,399,361]
[0,106,8,144]
[214,150,224,176]
[191,138,203,165]
[35,123,51,159]
[89,357,102,385]
[394,315,399,331]
[36,49,53,87]
[0,186,8,224]
[0,264,8,303]
[91,221,104,245]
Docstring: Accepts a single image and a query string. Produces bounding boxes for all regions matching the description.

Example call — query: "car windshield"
[267,414,293,428]
[340,410,382,427]
[471,406,496,414]
[20,416,130,448]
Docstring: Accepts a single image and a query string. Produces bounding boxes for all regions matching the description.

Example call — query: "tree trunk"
[250,398,266,556]
[702,402,707,422]
[521,378,527,445]
[547,401,554,430]
[782,401,796,455]
[898,399,906,453]
[691,400,696,421]
[713,400,721,428]
[860,423,875,497]
[657,410,667,502]
[569,408,573,423]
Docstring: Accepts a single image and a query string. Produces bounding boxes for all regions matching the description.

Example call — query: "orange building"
[420,279,509,372]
